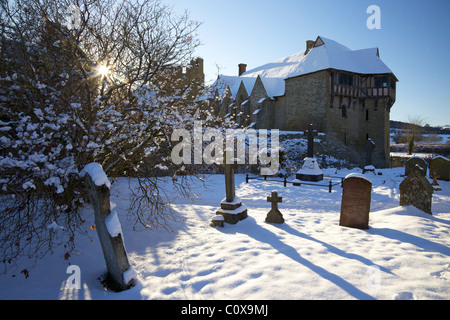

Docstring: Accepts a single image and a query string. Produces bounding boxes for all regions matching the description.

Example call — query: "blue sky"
[164,0,450,126]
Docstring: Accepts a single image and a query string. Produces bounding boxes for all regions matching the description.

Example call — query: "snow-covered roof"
[214,36,396,99]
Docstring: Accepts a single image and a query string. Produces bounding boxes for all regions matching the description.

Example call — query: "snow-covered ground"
[1,167,449,300]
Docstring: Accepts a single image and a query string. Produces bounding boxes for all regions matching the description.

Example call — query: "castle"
[208,36,398,168]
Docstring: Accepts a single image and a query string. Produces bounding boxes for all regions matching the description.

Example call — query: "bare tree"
[404,115,425,155]
[0,0,226,267]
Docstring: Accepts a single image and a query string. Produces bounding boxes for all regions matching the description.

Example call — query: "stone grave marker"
[339,173,372,229]
[214,150,248,225]
[362,139,376,174]
[429,156,450,181]
[305,123,318,158]
[400,164,434,214]
[265,191,284,224]
[82,163,135,291]
[430,172,442,191]
[405,156,427,177]
[295,123,323,182]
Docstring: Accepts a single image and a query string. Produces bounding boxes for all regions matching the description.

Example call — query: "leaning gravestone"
[81,163,135,292]
[400,164,434,214]
[265,191,284,224]
[405,156,427,177]
[429,156,450,181]
[339,173,372,229]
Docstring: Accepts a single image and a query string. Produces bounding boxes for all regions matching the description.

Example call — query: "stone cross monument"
[265,191,284,224]
[214,150,248,225]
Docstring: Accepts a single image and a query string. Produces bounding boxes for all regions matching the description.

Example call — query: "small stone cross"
[266,191,284,224]
[431,171,440,186]
[267,191,282,211]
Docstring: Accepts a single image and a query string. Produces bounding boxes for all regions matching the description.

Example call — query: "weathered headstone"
[364,139,376,166]
[339,173,372,229]
[81,163,135,292]
[400,164,434,214]
[265,191,284,224]
[362,138,376,173]
[405,156,427,177]
[215,150,248,225]
[429,156,450,181]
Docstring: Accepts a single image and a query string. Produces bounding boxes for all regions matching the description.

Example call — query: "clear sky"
[164,0,450,127]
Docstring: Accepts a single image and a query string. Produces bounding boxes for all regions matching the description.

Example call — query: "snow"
[1,167,449,300]
[105,211,123,238]
[297,157,324,175]
[79,163,111,189]
[346,173,372,183]
[123,268,136,285]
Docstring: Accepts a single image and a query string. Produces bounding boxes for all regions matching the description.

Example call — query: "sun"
[96,64,110,78]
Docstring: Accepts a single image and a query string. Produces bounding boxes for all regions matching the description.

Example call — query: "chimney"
[305,40,315,55]
[238,63,247,76]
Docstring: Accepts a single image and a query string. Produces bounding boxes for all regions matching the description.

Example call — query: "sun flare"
[97,64,110,78]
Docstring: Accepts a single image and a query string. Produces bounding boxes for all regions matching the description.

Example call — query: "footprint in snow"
[429,264,449,280]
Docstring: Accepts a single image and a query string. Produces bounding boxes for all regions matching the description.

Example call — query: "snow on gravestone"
[80,163,135,291]
[405,156,427,177]
[339,173,372,230]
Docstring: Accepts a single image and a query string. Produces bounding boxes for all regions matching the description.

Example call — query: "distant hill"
[390,120,450,134]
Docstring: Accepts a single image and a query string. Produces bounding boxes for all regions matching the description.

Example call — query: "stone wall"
[324,95,390,168]
[284,70,329,131]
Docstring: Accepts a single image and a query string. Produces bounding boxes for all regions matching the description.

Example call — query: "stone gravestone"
[429,156,450,181]
[362,138,376,174]
[215,150,248,225]
[306,123,317,158]
[339,173,372,229]
[81,163,135,291]
[295,124,323,182]
[405,156,427,177]
[265,191,284,224]
[400,164,434,214]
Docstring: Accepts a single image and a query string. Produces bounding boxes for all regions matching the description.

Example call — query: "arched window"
[342,105,347,118]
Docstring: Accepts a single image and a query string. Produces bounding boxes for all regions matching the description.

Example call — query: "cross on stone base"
[265,191,284,224]
[214,150,248,225]
[431,171,442,191]
[305,123,318,158]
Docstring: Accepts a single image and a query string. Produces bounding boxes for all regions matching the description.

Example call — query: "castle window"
[341,105,347,118]
[375,76,388,88]
[366,109,369,121]
[339,73,353,86]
